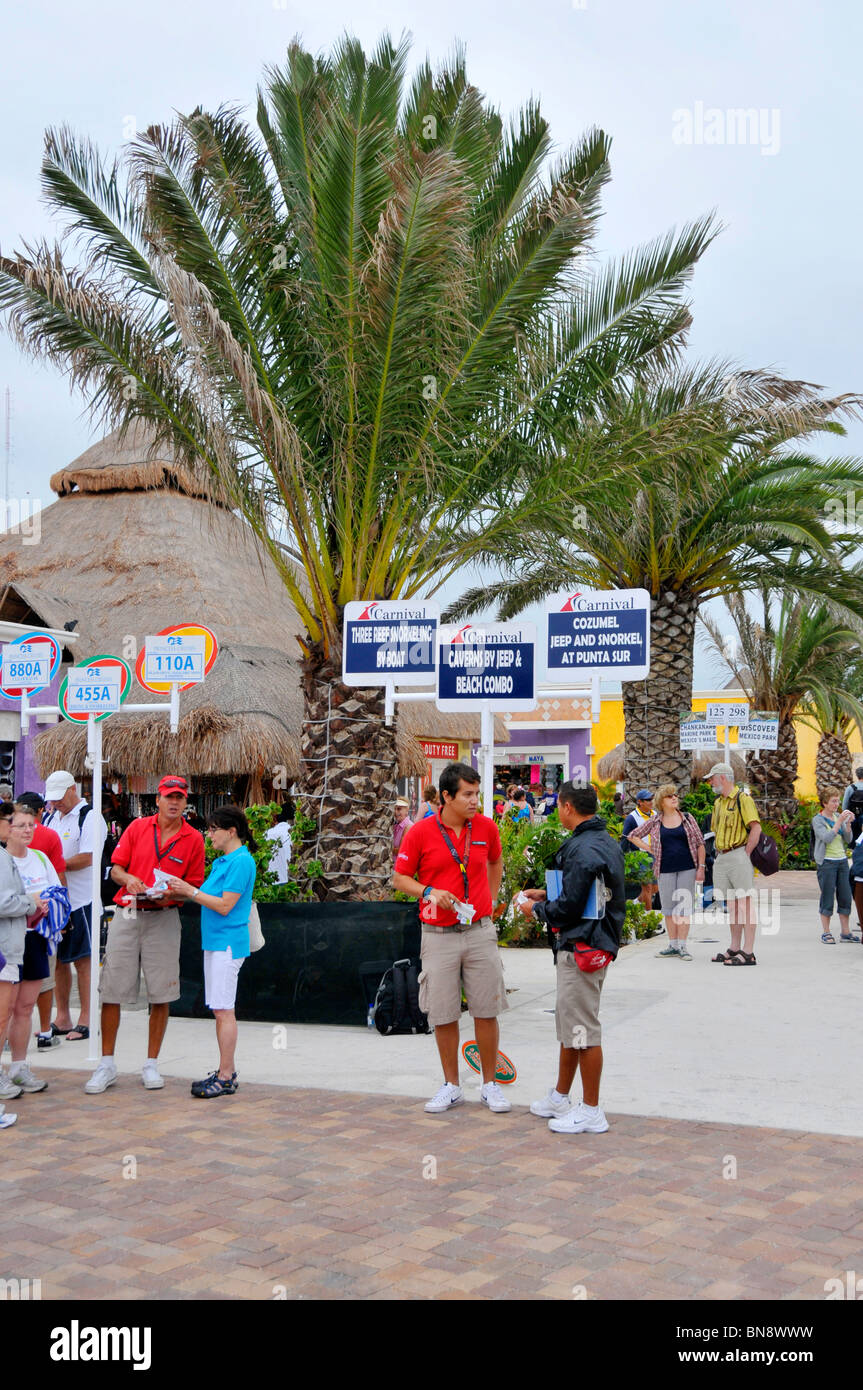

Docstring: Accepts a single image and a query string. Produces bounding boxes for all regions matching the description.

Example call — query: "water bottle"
[367,1004,375,1028]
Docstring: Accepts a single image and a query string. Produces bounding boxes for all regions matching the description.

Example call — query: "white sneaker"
[0,1109,17,1129]
[84,1060,118,1094]
[8,1063,47,1093]
[548,1101,609,1134]
[0,1070,23,1100]
[142,1061,165,1090]
[480,1081,512,1113]
[530,1088,572,1118]
[424,1083,464,1113]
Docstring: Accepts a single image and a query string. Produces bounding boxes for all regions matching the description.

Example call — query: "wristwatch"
[421,885,432,900]
[191,888,200,899]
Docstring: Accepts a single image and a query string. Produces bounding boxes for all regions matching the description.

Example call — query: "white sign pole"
[384,680,395,727]
[169,682,180,736]
[20,688,29,736]
[86,713,103,1065]
[480,702,494,816]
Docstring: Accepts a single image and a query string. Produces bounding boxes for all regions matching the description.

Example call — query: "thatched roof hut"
[0,425,435,787]
[597,740,747,785]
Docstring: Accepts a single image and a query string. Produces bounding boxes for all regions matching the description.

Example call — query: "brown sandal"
[724,951,756,966]
[711,949,734,963]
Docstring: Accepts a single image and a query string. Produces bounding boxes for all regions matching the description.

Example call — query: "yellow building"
[512,688,859,801]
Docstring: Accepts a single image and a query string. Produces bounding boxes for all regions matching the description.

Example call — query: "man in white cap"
[706,762,762,966]
[43,771,108,1042]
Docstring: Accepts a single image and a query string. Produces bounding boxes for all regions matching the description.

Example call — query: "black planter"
[171,900,421,1026]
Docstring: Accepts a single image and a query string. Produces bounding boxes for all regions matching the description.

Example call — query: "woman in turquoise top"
[166,805,257,1097]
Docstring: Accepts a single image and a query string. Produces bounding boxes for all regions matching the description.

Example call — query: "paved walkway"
[3,1077,862,1300]
[4,869,862,1301]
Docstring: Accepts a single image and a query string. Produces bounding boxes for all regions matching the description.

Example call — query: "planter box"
[171,901,421,1026]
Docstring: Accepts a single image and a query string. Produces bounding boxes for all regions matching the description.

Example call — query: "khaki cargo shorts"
[39,950,57,995]
[99,906,182,1006]
[555,949,607,1048]
[712,846,754,902]
[418,918,508,1027]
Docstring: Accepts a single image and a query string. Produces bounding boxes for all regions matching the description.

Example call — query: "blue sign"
[546,588,650,681]
[437,623,536,711]
[342,600,439,686]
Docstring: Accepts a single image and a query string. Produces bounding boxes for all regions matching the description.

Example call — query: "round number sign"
[59,654,133,724]
[135,623,219,694]
[0,631,62,702]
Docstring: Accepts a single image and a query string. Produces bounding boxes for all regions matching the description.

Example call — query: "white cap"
[45,770,77,801]
[705,762,735,780]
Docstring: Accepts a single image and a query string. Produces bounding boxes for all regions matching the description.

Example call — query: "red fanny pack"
[572,942,614,973]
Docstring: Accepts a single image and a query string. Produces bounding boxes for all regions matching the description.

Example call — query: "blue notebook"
[545,869,606,919]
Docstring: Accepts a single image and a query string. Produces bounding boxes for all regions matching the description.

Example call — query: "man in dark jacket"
[516,782,624,1134]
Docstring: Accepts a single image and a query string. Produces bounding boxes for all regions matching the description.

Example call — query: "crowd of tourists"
[0,772,258,1130]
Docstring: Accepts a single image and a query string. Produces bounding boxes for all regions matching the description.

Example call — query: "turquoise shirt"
[199,845,256,957]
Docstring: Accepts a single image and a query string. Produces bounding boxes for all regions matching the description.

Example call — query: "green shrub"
[204,801,321,901]
[622,899,663,941]
[681,784,715,821]
[624,849,654,884]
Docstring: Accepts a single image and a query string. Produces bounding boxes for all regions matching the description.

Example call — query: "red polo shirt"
[32,822,66,879]
[395,811,501,927]
[110,814,205,906]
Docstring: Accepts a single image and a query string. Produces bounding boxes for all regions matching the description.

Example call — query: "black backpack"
[371,957,430,1035]
[847,788,863,824]
[45,803,119,906]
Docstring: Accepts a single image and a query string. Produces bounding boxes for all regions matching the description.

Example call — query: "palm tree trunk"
[746,717,798,821]
[815,731,852,795]
[299,642,398,901]
[621,588,698,803]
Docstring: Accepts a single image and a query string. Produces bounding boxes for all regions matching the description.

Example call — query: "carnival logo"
[356,603,429,621]
[451,624,473,643]
[559,594,581,611]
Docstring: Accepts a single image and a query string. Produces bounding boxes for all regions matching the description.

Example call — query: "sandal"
[821,933,836,944]
[839,934,860,942]
[724,951,757,965]
[65,1026,89,1041]
[191,1071,238,1098]
[50,1023,72,1037]
[711,949,734,963]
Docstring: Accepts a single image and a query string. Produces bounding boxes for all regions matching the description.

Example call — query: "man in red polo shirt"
[84,775,205,1095]
[393,762,509,1115]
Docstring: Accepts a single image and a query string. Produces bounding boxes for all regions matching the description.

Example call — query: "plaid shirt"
[629,812,705,878]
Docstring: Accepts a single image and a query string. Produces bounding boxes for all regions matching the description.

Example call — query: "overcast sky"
[2,0,861,685]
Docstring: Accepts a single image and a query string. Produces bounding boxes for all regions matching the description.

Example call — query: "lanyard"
[434,814,471,900]
[153,822,182,865]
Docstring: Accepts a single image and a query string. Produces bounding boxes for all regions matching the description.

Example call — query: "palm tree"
[701,589,863,817]
[448,366,863,800]
[799,654,863,796]
[0,35,718,896]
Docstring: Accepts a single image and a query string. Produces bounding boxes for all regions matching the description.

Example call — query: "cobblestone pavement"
[2,1075,861,1301]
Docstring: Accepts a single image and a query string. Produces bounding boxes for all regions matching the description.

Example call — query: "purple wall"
[0,667,65,797]
[502,726,590,782]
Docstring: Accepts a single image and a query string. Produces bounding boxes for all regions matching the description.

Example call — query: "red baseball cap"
[158,775,189,797]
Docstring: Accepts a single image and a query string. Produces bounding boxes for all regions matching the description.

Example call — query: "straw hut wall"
[597,741,747,785]
[0,427,432,786]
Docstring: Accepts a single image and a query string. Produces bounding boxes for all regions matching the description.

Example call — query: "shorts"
[99,906,182,1006]
[203,946,244,1011]
[0,961,20,984]
[555,949,607,1048]
[418,918,508,1027]
[21,930,50,982]
[39,952,57,995]
[658,868,696,917]
[712,846,754,901]
[58,904,92,963]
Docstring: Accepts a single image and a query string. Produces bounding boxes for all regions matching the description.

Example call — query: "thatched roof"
[0,446,430,780]
[597,741,747,783]
[398,701,509,745]
[50,422,217,502]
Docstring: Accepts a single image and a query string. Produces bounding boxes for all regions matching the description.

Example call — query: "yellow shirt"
[822,819,848,860]
[711,789,759,852]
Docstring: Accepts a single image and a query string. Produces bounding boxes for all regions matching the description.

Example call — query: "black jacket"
[533,815,626,956]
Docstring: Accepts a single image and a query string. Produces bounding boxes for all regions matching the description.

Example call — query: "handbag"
[749,830,780,876]
[248,901,265,953]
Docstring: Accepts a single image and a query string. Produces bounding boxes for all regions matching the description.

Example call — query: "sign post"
[546,588,651,683]
[437,622,536,814]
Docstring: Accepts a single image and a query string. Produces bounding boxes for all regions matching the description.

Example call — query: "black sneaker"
[37,1034,62,1051]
